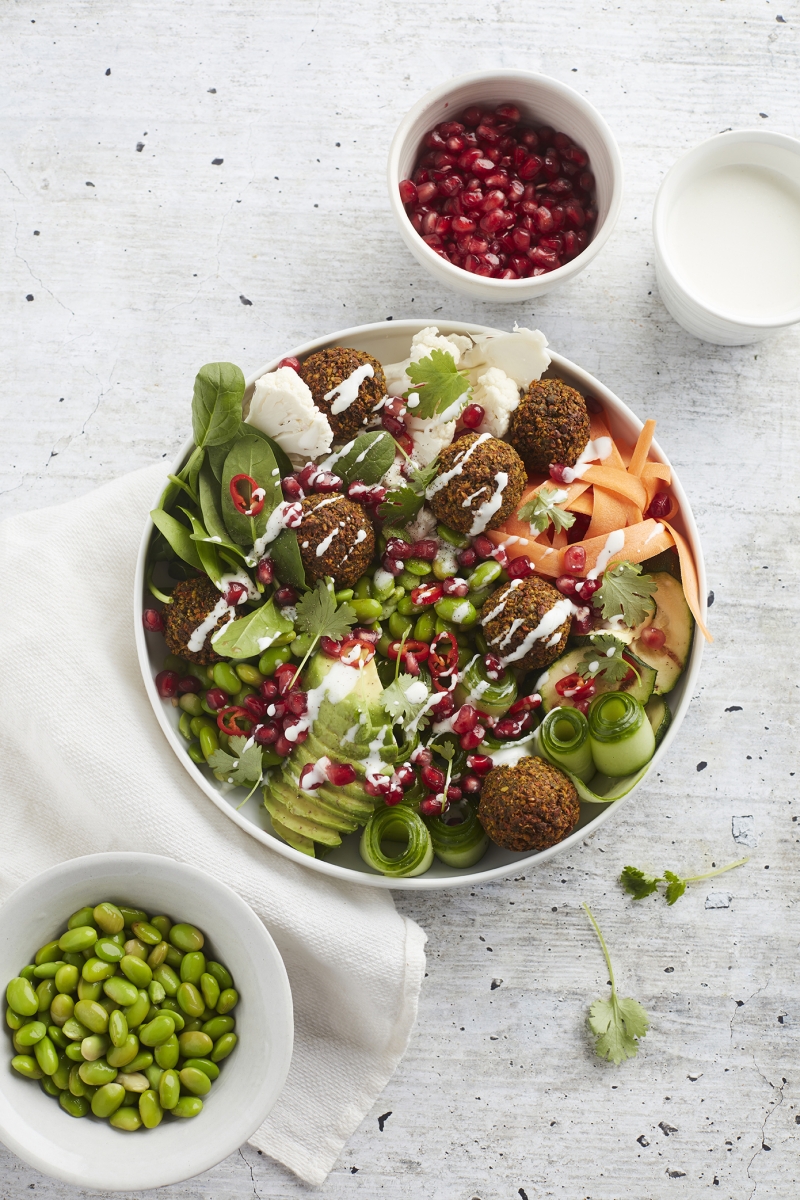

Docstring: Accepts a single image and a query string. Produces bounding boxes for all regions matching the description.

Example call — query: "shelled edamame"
[5,902,239,1130]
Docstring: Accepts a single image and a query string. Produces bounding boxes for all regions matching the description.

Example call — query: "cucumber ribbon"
[359,806,434,877]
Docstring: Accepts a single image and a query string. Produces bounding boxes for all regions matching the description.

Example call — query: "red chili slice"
[429,631,458,676]
[554,673,596,702]
[229,473,266,517]
[386,639,430,663]
[339,638,376,667]
[216,706,254,735]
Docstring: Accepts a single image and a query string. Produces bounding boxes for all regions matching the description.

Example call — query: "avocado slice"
[264,792,343,847]
[537,646,656,713]
[270,816,315,857]
[629,572,694,695]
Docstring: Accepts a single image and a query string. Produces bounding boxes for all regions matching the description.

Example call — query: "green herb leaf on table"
[583,903,649,1065]
[579,634,633,685]
[269,528,306,590]
[663,871,686,906]
[329,431,397,486]
[593,561,658,627]
[209,599,294,660]
[619,866,662,900]
[404,350,471,421]
[517,485,576,535]
[149,509,203,571]
[192,363,245,449]
[382,674,432,727]
[220,436,282,548]
[619,856,749,905]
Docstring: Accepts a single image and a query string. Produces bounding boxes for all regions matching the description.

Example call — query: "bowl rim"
[386,68,624,293]
[0,851,294,1191]
[134,318,706,891]
[652,128,800,330]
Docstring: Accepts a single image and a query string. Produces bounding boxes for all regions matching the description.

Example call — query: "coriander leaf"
[430,740,455,762]
[409,459,439,495]
[619,866,663,900]
[381,673,431,728]
[592,561,658,627]
[377,486,424,527]
[579,635,634,685]
[663,871,687,906]
[517,485,576,534]
[207,736,263,789]
[583,902,648,1065]
[404,350,471,421]
[295,580,356,642]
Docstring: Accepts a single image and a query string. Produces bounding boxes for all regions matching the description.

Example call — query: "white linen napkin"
[0,463,426,1186]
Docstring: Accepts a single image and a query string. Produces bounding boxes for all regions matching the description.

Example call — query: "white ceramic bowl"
[653,129,800,344]
[135,319,706,890]
[387,70,623,302]
[0,853,293,1191]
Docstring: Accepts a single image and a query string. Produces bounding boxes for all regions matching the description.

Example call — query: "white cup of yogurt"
[653,129,800,345]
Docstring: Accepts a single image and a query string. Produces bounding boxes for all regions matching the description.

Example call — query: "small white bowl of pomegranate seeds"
[388,69,623,301]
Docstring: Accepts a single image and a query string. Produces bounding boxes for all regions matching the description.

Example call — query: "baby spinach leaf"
[329,431,396,485]
[240,421,294,478]
[269,528,306,589]
[198,462,230,543]
[207,441,229,483]
[221,436,282,547]
[179,508,224,587]
[210,598,294,659]
[192,363,245,449]
[150,509,203,570]
[157,445,205,512]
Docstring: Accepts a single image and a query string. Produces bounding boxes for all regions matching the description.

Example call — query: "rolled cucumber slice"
[565,763,651,803]
[645,695,672,745]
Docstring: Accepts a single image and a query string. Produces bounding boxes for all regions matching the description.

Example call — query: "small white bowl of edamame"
[0,852,293,1191]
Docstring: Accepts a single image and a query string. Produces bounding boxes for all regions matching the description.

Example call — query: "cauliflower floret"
[472,367,522,439]
[462,325,550,389]
[406,505,438,542]
[246,367,333,463]
[383,326,474,396]
[381,458,407,493]
[406,414,456,466]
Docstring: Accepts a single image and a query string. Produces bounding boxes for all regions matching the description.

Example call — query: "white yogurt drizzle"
[325,363,374,415]
[468,471,508,536]
[560,436,613,484]
[481,579,523,626]
[586,528,626,580]
[315,527,340,557]
[644,521,664,544]
[286,661,362,743]
[188,597,234,653]
[425,432,492,499]
[249,500,301,563]
[498,598,580,666]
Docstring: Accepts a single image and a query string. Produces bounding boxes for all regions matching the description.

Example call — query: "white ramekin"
[387,70,623,303]
[653,129,800,345]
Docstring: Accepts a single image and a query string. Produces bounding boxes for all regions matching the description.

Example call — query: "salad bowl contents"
[137,320,708,888]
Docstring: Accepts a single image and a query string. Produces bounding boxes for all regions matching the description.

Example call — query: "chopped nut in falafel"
[297,494,375,588]
[506,377,590,473]
[299,347,386,441]
[426,432,526,536]
[481,575,572,670]
[163,575,228,665]
[479,755,579,852]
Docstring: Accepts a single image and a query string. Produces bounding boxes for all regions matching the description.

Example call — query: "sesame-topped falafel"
[506,377,590,473]
[481,575,572,670]
[426,432,526,537]
[299,347,386,441]
[479,756,580,852]
[297,494,375,588]
[163,575,226,665]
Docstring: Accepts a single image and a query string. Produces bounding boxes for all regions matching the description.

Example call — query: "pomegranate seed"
[347,481,386,506]
[640,626,666,650]
[243,694,268,720]
[398,179,417,205]
[282,722,307,746]
[461,774,482,795]
[564,199,585,229]
[506,555,535,580]
[155,670,179,698]
[555,575,578,597]
[281,476,303,501]
[142,608,165,633]
[571,607,595,636]
[382,554,404,576]
[442,576,469,598]
[322,760,355,787]
[495,714,533,739]
[274,662,298,693]
[483,655,505,681]
[549,464,570,484]
[508,694,541,715]
[254,721,279,745]
[386,537,413,559]
[352,627,380,644]
[320,636,341,658]
[384,784,405,806]
[395,430,415,456]
[472,534,495,560]
[456,547,477,568]
[299,762,325,790]
[461,403,485,430]
[438,176,463,199]
[394,763,416,789]
[452,215,477,235]
[283,502,303,529]
[224,582,248,606]
[563,545,587,575]
[286,690,308,716]
[446,785,462,803]
[416,181,438,205]
[411,745,433,767]
[467,754,494,776]
[177,675,201,694]
[259,680,279,701]
[274,735,293,757]
[311,472,342,493]
[647,492,672,520]
[459,727,485,751]
[278,357,301,372]
[275,586,298,606]
[575,577,601,600]
[364,775,391,797]
[451,705,478,734]
[408,539,438,561]
[268,700,287,719]
[431,692,455,721]
[419,796,445,818]
[421,764,445,791]
[255,557,274,586]
[205,687,229,710]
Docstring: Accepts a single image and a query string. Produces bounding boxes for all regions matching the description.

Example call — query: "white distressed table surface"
[2,1,799,1197]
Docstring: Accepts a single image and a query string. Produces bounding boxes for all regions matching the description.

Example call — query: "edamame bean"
[164,945,184,970]
[258,645,292,676]
[7,977,38,1017]
[124,989,151,1029]
[74,1000,109,1034]
[80,1034,110,1061]
[211,1033,238,1063]
[206,962,233,992]
[153,963,180,996]
[414,612,436,642]
[36,979,57,1012]
[177,982,205,1018]
[52,1056,71,1090]
[41,1075,61,1097]
[335,587,354,604]
[91,1082,125,1118]
[126,1050,153,1073]
[180,951,206,984]
[217,988,239,1015]
[178,1030,213,1058]
[148,980,166,1005]
[388,611,414,639]
[116,1071,149,1093]
[48,1025,69,1049]
[202,1015,234,1041]
[139,1088,164,1128]
[93,903,125,935]
[173,1096,203,1119]
[189,715,213,738]
[6,1007,24,1030]
[12,1054,43,1079]
[155,1005,184,1031]
[212,661,240,695]
[436,522,471,548]
[131,921,163,946]
[179,709,195,739]
[117,906,149,928]
[103,976,139,1007]
[58,926,98,954]
[123,937,148,960]
[110,1106,142,1131]
[159,1068,181,1109]
[65,1042,84,1061]
[35,940,62,966]
[78,1058,118,1086]
[82,957,115,984]
[432,552,458,580]
[140,1014,176,1046]
[182,1017,203,1034]
[120,954,153,989]
[34,1035,58,1075]
[59,1091,89,1118]
[107,1035,140,1068]
[55,964,79,993]
[199,725,219,761]
[396,595,423,617]
[200,973,220,1010]
[147,942,169,970]
[77,978,103,1002]
[33,960,65,978]
[179,692,203,717]
[350,598,383,622]
[235,662,265,687]
[94,937,125,964]
[150,915,172,939]
[69,1063,93,1096]
[145,1064,164,1089]
[434,597,478,626]
[467,559,502,590]
[154,1033,179,1069]
[19,965,36,982]
[179,1066,212,1096]
[67,907,96,930]
[405,557,432,577]
[15,1021,47,1046]
[397,569,420,590]
[62,1017,91,1041]
[183,1056,220,1081]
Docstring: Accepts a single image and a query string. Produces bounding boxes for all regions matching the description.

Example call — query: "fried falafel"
[426,432,526,536]
[479,756,580,852]
[506,377,590,473]
[299,347,386,441]
[163,574,227,665]
[481,576,572,670]
[298,494,375,588]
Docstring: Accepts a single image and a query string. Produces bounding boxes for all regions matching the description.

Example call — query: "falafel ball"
[299,347,386,441]
[479,756,580,852]
[506,377,590,473]
[427,432,526,536]
[298,493,375,588]
[163,575,226,665]
[481,576,571,671]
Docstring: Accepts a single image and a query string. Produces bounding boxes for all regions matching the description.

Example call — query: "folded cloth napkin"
[0,463,426,1186]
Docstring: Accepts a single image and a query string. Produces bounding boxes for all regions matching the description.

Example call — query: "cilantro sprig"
[583,903,649,1065]
[377,458,439,527]
[207,736,264,806]
[579,634,637,686]
[382,671,432,730]
[620,857,749,906]
[403,350,471,421]
[593,561,658,627]
[289,580,356,687]
[517,485,576,535]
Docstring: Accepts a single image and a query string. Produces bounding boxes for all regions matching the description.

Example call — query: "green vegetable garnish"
[403,349,471,421]
[579,634,636,685]
[583,903,649,1065]
[382,671,432,729]
[191,362,245,449]
[377,458,439,527]
[289,580,356,686]
[620,856,749,905]
[207,735,264,803]
[517,484,576,535]
[593,561,658,627]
